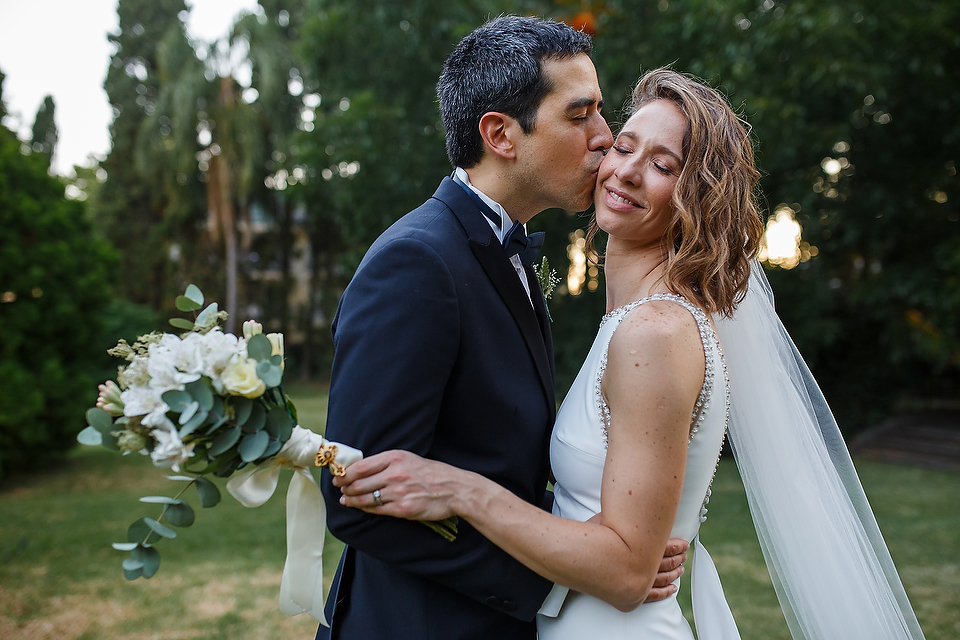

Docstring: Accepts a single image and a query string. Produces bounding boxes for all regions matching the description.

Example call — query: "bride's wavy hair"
[587,68,763,316]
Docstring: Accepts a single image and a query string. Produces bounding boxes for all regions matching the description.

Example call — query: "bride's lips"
[604,185,641,210]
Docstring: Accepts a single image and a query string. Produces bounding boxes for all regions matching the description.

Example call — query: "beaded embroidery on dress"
[538,294,738,640]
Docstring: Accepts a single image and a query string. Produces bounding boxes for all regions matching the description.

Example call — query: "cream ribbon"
[226,425,363,626]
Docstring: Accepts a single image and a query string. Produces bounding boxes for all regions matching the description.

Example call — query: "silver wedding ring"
[372,489,383,507]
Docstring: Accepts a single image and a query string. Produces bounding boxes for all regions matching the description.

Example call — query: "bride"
[333,68,926,640]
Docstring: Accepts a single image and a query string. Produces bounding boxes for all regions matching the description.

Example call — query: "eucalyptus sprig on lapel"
[533,256,561,322]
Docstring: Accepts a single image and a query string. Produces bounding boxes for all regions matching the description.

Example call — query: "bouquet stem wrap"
[226,426,362,626]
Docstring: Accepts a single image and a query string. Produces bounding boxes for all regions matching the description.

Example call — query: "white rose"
[221,357,266,398]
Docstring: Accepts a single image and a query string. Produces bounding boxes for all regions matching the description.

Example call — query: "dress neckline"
[600,292,694,327]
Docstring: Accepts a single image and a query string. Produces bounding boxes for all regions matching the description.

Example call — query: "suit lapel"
[433,178,555,414]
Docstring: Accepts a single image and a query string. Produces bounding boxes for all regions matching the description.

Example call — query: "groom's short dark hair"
[438,15,593,169]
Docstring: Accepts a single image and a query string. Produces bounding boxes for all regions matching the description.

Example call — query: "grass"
[1,386,958,639]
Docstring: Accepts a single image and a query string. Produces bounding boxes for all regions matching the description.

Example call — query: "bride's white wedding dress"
[538,293,733,640]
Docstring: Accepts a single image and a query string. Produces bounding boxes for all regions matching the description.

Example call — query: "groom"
[317,16,684,640]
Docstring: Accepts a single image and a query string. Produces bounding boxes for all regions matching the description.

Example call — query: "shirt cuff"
[537,582,569,617]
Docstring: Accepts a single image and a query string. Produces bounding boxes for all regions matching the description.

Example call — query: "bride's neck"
[603,241,668,312]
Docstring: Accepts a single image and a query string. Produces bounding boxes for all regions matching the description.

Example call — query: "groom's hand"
[644,538,688,602]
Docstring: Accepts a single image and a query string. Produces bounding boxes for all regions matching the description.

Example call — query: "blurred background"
[3,0,958,479]
[1,1,958,638]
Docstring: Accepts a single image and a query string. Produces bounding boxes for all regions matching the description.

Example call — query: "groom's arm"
[321,235,553,621]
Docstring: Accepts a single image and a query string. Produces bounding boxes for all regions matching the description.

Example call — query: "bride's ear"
[478,112,522,160]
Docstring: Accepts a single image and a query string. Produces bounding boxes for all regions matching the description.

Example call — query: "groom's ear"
[478,111,522,161]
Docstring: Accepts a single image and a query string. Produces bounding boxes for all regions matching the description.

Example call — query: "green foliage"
[0,122,115,482]
[29,95,58,166]
[589,0,960,430]
[97,0,209,310]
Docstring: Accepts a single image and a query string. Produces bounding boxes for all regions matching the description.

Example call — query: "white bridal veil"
[714,264,926,640]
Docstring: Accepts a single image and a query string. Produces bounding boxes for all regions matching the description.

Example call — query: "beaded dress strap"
[595,294,728,447]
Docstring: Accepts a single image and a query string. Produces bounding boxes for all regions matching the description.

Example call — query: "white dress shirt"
[454,167,534,305]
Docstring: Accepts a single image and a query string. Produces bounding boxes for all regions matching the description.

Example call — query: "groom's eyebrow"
[566,96,604,113]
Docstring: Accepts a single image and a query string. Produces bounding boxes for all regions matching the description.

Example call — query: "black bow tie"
[503,220,545,268]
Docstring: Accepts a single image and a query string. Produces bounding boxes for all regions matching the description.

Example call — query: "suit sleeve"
[320,235,553,620]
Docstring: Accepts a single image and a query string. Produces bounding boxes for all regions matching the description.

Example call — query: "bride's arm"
[337,302,703,611]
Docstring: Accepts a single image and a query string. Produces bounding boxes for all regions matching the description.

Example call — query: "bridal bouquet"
[78,285,361,624]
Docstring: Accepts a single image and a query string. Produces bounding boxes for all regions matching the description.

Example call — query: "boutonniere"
[533,256,561,322]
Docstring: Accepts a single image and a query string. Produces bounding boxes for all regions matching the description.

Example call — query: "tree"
[98,0,208,311]
[30,95,58,167]
[0,103,115,481]
[590,0,960,430]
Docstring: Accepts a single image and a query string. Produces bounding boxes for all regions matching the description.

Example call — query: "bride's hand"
[335,450,464,521]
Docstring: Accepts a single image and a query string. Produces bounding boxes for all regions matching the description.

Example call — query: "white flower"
[118,356,150,389]
[266,333,284,370]
[168,333,205,378]
[193,329,242,393]
[150,425,195,471]
[242,320,263,340]
[147,336,201,391]
[221,357,266,398]
[121,386,169,427]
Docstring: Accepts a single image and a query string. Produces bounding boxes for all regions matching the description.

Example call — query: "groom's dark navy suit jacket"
[316,177,556,640]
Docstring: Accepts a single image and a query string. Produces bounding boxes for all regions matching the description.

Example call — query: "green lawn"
[1,386,957,639]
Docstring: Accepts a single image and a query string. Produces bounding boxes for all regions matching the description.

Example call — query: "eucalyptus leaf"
[195,303,219,329]
[178,400,200,425]
[183,284,204,306]
[165,501,196,527]
[137,547,160,579]
[247,333,272,361]
[138,545,161,578]
[86,407,114,433]
[169,317,195,331]
[175,295,202,312]
[245,403,266,432]
[186,379,214,411]
[209,395,224,419]
[101,430,121,452]
[139,496,180,505]
[178,409,207,438]
[162,390,193,413]
[232,396,253,425]
[194,476,221,508]
[213,456,241,477]
[261,438,282,459]
[204,414,230,435]
[123,566,143,581]
[144,517,177,539]
[256,362,282,388]
[122,557,144,571]
[112,542,139,551]
[285,396,298,426]
[265,407,293,440]
[128,518,162,545]
[77,425,103,446]
[270,354,282,366]
[209,426,241,457]
[238,430,270,462]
